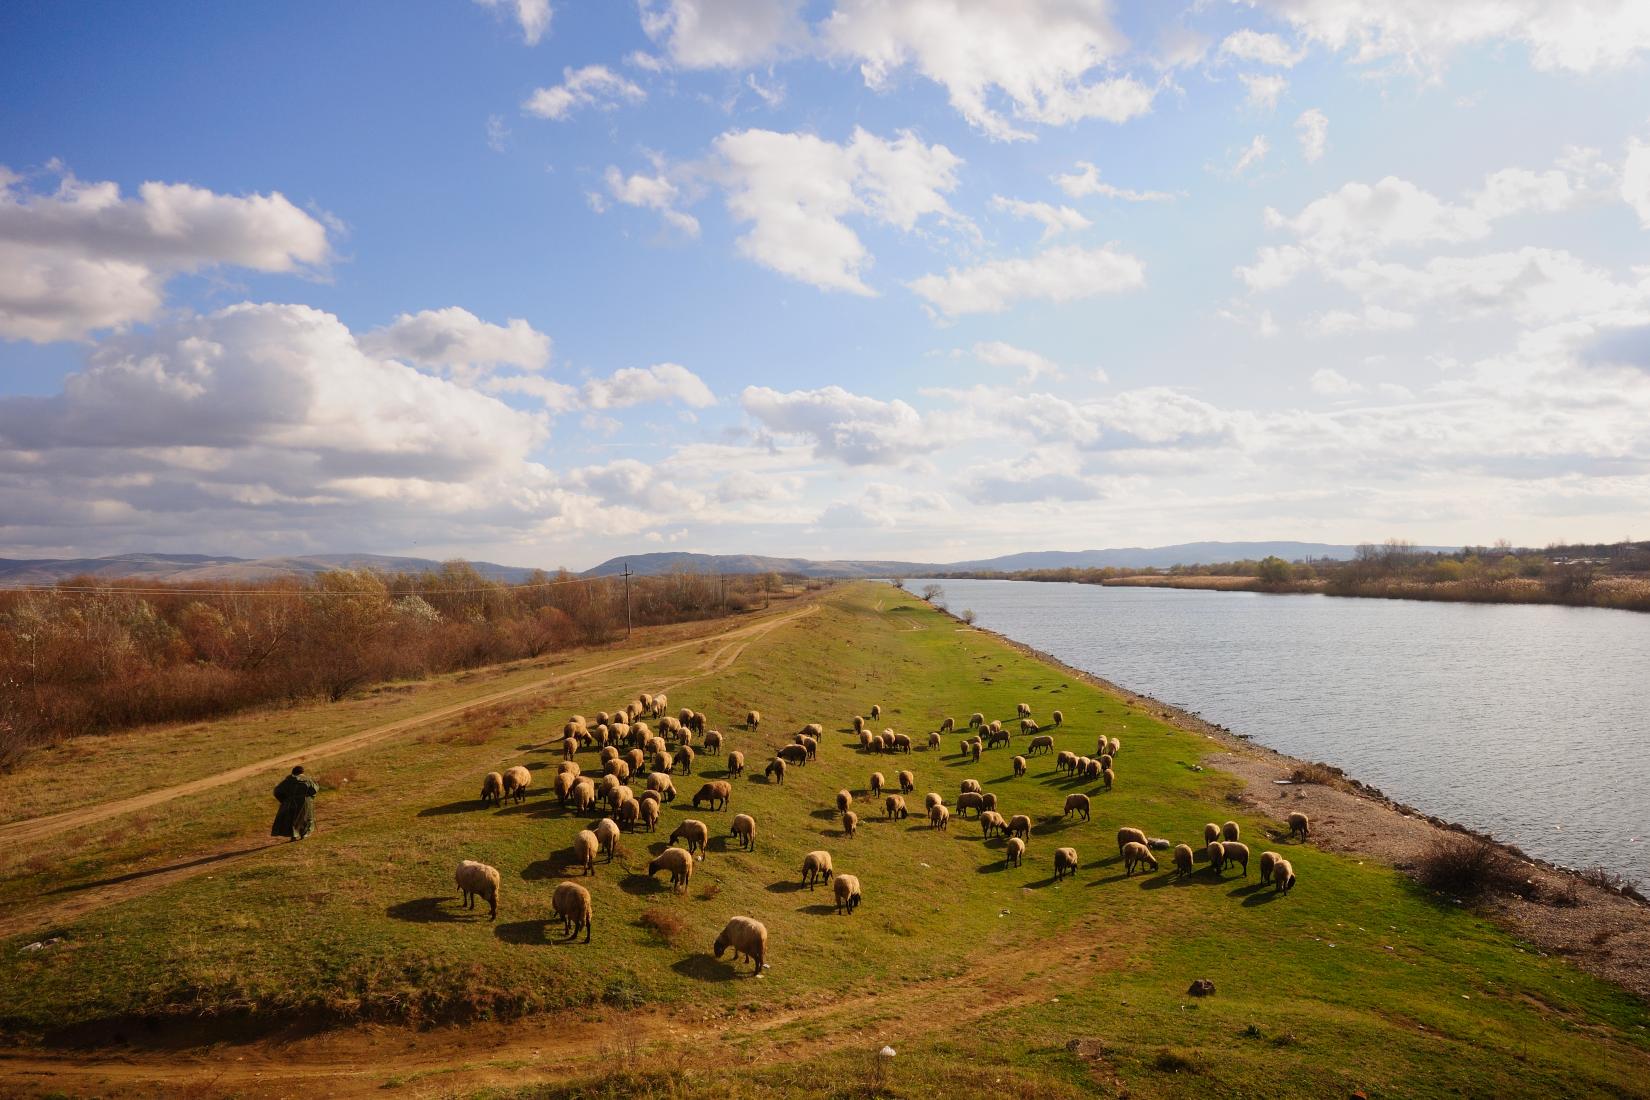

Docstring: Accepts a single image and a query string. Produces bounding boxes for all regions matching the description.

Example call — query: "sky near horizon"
[2,1,1649,571]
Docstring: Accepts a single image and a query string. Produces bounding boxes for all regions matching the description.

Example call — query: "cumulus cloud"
[1053,161,1175,202]
[990,195,1091,240]
[1309,367,1363,395]
[712,126,964,294]
[582,363,715,409]
[639,0,808,68]
[361,307,551,373]
[1231,135,1271,175]
[1219,28,1306,67]
[522,65,645,120]
[741,384,930,465]
[817,480,949,527]
[1623,135,1650,227]
[1310,304,1417,335]
[1250,0,1650,74]
[822,0,1155,141]
[595,164,700,237]
[908,243,1145,318]
[473,0,552,45]
[1295,108,1328,162]
[962,455,1104,503]
[0,166,332,343]
[972,340,1062,383]
[1241,73,1287,110]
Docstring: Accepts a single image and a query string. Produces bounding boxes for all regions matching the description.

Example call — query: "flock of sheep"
[448,691,1307,971]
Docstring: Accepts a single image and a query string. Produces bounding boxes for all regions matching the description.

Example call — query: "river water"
[913,578,1650,888]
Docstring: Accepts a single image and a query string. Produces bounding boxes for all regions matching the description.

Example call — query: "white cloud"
[583,363,715,409]
[473,0,552,45]
[1053,161,1175,202]
[1310,305,1417,335]
[522,65,645,120]
[1250,0,1650,74]
[362,307,551,373]
[598,164,700,237]
[908,243,1145,318]
[1332,248,1649,324]
[972,340,1062,383]
[1219,28,1306,67]
[741,384,930,465]
[1309,368,1362,395]
[822,0,1154,141]
[818,481,949,527]
[1232,135,1271,175]
[485,114,510,153]
[639,0,808,69]
[566,458,706,512]
[712,126,963,294]
[1622,135,1650,227]
[1236,245,1311,291]
[1295,108,1328,163]
[1241,73,1287,110]
[990,195,1091,240]
[0,167,332,343]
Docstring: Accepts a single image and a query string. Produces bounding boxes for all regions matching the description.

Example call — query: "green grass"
[1,583,1646,1098]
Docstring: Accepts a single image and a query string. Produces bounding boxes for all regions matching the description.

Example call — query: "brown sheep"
[979,810,1005,838]
[1207,840,1228,874]
[648,847,694,892]
[869,771,885,797]
[594,817,621,859]
[1258,851,1281,883]
[1052,709,1063,727]
[1005,836,1025,867]
[777,743,809,767]
[1017,703,1032,719]
[1102,766,1114,790]
[960,778,982,795]
[1121,841,1158,875]
[801,850,834,888]
[1222,821,1241,842]
[898,769,915,794]
[572,829,599,875]
[703,730,722,755]
[930,803,950,830]
[833,874,862,914]
[939,717,955,733]
[1007,814,1032,840]
[1054,847,1079,881]
[502,765,532,804]
[765,758,787,784]
[1172,843,1195,876]
[480,771,504,807]
[620,798,644,830]
[455,860,500,920]
[1063,793,1090,821]
[1027,735,1054,755]
[746,710,761,730]
[957,791,985,817]
[1223,841,1251,876]
[726,750,745,778]
[552,881,592,943]
[674,745,696,775]
[925,791,943,813]
[669,818,710,857]
[837,789,854,814]
[714,916,766,973]
[1288,812,1310,840]
[731,813,756,850]
[842,810,859,837]
[1116,826,1147,855]
[691,780,731,811]
[1204,822,1221,844]
[979,791,998,814]
[1013,755,1027,777]
[1273,858,1296,893]
[646,772,676,803]
[929,732,943,750]
[884,794,908,820]
[969,712,984,728]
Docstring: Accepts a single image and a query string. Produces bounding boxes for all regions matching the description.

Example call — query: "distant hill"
[0,552,545,586]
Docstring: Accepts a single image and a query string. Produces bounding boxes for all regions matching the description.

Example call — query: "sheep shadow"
[417,800,490,817]
[905,823,944,833]
[494,919,551,945]
[620,874,667,896]
[671,954,739,982]
[809,808,840,821]
[976,859,1012,875]
[1139,872,1195,891]
[766,879,806,894]
[385,896,465,923]
[798,903,839,916]
[1025,874,1063,890]
[1086,871,1140,887]
[1242,888,1287,907]
[520,858,566,882]
[1229,880,1270,898]
[1031,817,1080,835]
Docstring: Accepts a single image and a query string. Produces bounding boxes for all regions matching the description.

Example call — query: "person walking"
[271,765,318,841]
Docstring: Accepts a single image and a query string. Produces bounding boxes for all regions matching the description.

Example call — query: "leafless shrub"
[1414,835,1528,899]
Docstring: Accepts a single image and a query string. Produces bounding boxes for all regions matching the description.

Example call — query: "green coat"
[271,774,318,839]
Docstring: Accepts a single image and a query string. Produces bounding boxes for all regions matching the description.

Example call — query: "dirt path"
[0,605,813,942]
[0,605,814,852]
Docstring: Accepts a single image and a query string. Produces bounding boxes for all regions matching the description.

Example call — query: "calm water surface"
[915,579,1650,888]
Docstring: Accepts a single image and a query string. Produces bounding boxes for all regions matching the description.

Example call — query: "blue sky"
[3,1,1648,568]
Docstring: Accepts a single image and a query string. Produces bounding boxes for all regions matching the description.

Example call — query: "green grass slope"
[1,584,1645,1098]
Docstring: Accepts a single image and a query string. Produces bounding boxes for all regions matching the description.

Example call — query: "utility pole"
[622,563,632,639]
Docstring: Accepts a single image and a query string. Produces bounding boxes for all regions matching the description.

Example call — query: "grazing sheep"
[1013,755,1027,777]
[939,717,955,733]
[1121,841,1158,875]
[1017,703,1032,719]
[1096,737,1110,756]
[801,850,834,888]
[969,739,983,763]
[1020,718,1038,736]
[870,704,882,719]
[646,772,677,803]
[1273,858,1296,893]
[1055,750,1076,775]
[731,813,756,850]
[638,694,653,712]
[1063,793,1091,822]
[956,791,985,817]
[599,745,619,764]
[573,829,599,875]
[1173,843,1195,877]
[980,810,1006,838]
[560,759,582,776]
[599,773,621,801]
[1258,851,1281,883]
[1052,710,1063,727]
[596,710,611,728]
[552,881,592,943]
[691,781,732,811]
[605,759,631,784]
[624,748,645,773]
[554,770,577,806]
[870,772,885,797]
[969,712,984,728]
[620,798,643,830]
[659,716,683,737]
[842,810,859,838]
[480,772,504,807]
[1102,766,1114,791]
[929,732,943,750]
[562,737,579,760]
[1098,754,1113,772]
[502,765,532,804]
[1027,735,1054,755]
[798,735,819,761]
[834,873,862,914]
[670,818,710,857]
[960,778,982,795]
[930,803,950,830]
[853,715,866,733]
[858,730,873,752]
[891,733,912,754]
[675,744,696,775]
[1107,736,1121,757]
[1054,847,1079,881]
[648,847,694,892]
[989,720,1005,735]
[1204,823,1221,845]
[777,744,808,767]
[688,713,706,736]
[572,778,597,814]
[898,769,915,794]
[1006,836,1026,867]
[1206,840,1228,875]
[1116,826,1148,854]
[726,750,745,778]
[802,722,825,739]
[1222,821,1240,842]
[746,710,761,730]
[703,730,723,755]
[713,916,767,973]
[594,817,621,859]
[1007,814,1032,841]
[885,794,908,820]
[1288,812,1310,840]
[1222,841,1250,876]
[979,791,998,813]
[765,759,787,784]
[653,751,673,775]
[455,860,500,920]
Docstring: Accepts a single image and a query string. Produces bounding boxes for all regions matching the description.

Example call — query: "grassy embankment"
[1,583,1646,1098]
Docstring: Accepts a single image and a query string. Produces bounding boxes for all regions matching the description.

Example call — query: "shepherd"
[271,765,318,841]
